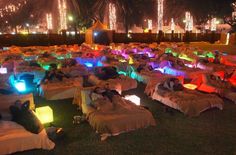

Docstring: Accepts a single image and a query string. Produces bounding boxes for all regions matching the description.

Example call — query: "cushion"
[10,101,44,134]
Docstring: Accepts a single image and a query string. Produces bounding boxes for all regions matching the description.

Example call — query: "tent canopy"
[88,21,108,31]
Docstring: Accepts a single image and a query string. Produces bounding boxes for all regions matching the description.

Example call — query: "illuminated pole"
[109,3,117,31]
[185,12,193,32]
[170,18,175,41]
[58,0,67,31]
[210,18,217,31]
[185,12,193,43]
[46,13,53,30]
[157,0,164,32]
[148,19,153,30]
[171,18,175,32]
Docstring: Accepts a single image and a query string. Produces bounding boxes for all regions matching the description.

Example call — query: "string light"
[171,18,175,32]
[109,3,116,30]
[58,0,67,30]
[46,13,53,30]
[210,18,217,31]
[157,0,164,32]
[148,19,152,30]
[185,12,193,31]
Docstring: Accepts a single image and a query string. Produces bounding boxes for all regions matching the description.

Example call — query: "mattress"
[81,91,156,139]
[152,88,223,116]
[88,75,137,93]
[39,78,83,100]
[0,121,55,155]
[163,66,206,79]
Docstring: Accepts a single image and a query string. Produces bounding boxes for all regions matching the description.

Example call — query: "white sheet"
[39,78,83,100]
[0,121,55,155]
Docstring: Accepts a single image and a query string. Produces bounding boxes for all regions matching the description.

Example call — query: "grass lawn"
[190,42,236,54]
[13,43,236,155]
[14,83,236,155]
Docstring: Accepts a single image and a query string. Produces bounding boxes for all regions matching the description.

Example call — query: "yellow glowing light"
[129,57,134,64]
[119,59,127,62]
[68,15,73,21]
[36,106,53,124]
[144,28,149,33]
[183,84,197,90]
[226,33,230,45]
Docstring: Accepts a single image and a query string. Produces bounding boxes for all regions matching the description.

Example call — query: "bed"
[152,82,224,116]
[161,64,206,79]
[0,94,55,154]
[39,77,83,100]
[88,74,137,93]
[77,88,156,140]
[0,121,55,155]
[196,74,236,103]
[196,62,235,72]
[14,66,45,83]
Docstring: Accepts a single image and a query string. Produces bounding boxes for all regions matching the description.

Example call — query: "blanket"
[152,85,223,116]
[39,78,83,100]
[85,94,156,138]
[0,121,55,154]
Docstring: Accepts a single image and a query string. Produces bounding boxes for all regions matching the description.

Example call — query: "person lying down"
[41,64,69,83]
[83,86,156,140]
[154,78,224,116]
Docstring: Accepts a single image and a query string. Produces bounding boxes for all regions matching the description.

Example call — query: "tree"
[91,0,142,33]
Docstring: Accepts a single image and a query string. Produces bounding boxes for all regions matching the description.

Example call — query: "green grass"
[15,83,236,155]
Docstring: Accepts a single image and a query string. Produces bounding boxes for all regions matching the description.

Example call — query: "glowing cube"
[125,95,140,106]
[183,84,198,90]
[84,62,93,68]
[14,80,26,92]
[43,65,50,71]
[36,106,53,124]
[0,67,7,74]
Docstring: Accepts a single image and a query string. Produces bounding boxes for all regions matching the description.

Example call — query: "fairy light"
[148,19,152,30]
[109,3,116,30]
[210,18,217,31]
[185,12,193,31]
[58,0,67,30]
[171,18,175,32]
[157,0,164,32]
[46,13,53,30]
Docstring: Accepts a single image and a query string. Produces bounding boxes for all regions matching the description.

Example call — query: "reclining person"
[158,78,184,94]
[95,67,119,80]
[41,64,69,83]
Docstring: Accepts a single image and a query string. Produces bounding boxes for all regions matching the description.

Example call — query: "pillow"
[10,100,44,134]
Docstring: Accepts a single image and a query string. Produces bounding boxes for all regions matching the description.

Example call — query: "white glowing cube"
[14,80,26,92]
[124,95,141,106]
[36,106,53,124]
[0,67,7,74]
